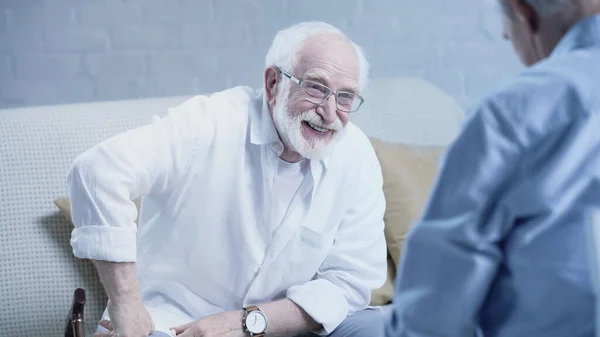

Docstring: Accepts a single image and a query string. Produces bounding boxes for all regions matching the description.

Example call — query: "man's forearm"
[261,299,321,336]
[93,260,142,304]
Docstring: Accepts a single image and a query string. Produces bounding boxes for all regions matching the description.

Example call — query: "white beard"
[272,83,346,161]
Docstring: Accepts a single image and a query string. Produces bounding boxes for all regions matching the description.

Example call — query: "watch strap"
[244,305,260,312]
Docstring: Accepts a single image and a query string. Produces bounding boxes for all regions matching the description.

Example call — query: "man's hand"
[93,299,155,337]
[170,310,245,337]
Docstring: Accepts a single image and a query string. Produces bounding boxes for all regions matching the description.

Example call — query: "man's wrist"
[242,306,267,336]
[93,260,143,305]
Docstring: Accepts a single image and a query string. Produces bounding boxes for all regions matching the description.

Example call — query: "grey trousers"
[97,308,383,337]
[299,308,384,337]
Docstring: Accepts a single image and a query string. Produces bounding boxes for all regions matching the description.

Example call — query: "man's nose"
[317,94,337,124]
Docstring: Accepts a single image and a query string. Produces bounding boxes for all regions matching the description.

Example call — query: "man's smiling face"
[271,34,359,161]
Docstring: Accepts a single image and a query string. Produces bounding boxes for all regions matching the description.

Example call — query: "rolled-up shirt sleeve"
[68,96,211,262]
[287,146,387,334]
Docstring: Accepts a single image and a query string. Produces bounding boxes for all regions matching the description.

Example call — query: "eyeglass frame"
[276,67,365,113]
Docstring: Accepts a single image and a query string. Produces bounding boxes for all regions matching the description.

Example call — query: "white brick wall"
[0,0,523,109]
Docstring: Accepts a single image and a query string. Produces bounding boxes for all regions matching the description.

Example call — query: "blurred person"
[68,22,387,337]
[385,0,600,336]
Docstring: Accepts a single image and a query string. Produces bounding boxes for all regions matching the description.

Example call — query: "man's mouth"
[305,121,330,133]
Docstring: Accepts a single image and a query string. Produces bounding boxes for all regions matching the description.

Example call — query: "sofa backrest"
[0,77,464,337]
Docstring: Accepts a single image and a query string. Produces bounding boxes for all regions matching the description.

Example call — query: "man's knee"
[329,309,385,337]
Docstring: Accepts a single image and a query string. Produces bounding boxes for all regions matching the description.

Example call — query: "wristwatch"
[242,305,267,337]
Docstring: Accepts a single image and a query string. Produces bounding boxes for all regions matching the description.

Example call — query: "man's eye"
[338,92,354,100]
[309,84,326,92]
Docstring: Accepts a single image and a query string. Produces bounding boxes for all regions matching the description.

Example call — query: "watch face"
[246,311,267,334]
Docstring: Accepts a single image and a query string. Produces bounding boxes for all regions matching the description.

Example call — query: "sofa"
[0,77,464,337]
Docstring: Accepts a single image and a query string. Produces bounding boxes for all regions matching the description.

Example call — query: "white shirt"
[67,86,387,334]
[272,158,307,233]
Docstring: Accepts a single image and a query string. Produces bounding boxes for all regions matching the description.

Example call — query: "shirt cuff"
[286,279,349,334]
[70,225,137,262]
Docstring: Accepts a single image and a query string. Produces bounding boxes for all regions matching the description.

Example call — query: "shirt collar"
[249,89,332,170]
[551,14,600,58]
[250,89,281,146]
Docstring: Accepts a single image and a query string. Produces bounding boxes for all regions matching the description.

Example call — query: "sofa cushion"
[370,253,397,305]
[370,138,445,268]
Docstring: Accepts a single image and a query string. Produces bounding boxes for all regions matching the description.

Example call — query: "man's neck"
[280,147,304,163]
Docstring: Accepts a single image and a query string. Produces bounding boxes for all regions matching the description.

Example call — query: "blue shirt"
[385,14,600,337]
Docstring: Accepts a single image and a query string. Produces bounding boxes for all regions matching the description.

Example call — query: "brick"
[182,23,255,48]
[77,1,142,27]
[464,70,517,101]
[213,45,267,88]
[0,54,13,79]
[5,4,45,32]
[366,43,441,77]
[44,3,77,27]
[0,31,44,54]
[350,14,492,48]
[0,5,45,53]
[54,78,96,104]
[0,8,7,33]
[142,0,209,24]
[401,16,490,44]
[451,95,475,111]
[358,0,414,17]
[95,76,151,101]
[342,18,409,49]
[419,70,466,98]
[0,0,44,8]
[283,0,359,28]
[85,53,145,77]
[14,54,81,79]
[194,75,228,95]
[0,79,27,108]
[360,0,480,20]
[479,4,508,43]
[442,42,523,71]
[111,25,181,50]
[148,73,197,97]
[208,0,289,46]
[45,27,110,52]
[0,78,94,106]
[147,51,217,77]
[210,0,279,22]
[5,3,75,32]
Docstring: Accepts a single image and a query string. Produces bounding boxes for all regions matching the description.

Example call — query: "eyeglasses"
[277,68,364,113]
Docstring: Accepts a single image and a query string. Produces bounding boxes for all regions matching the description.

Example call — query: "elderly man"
[68,22,386,337]
[386,0,600,336]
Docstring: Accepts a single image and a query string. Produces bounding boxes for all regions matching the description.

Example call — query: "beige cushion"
[369,253,397,306]
[368,138,445,305]
[54,197,141,225]
[370,138,445,267]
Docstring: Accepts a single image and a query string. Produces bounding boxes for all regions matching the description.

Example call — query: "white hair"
[265,21,370,91]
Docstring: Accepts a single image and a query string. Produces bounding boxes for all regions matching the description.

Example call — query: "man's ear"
[264,67,279,106]
[506,0,540,32]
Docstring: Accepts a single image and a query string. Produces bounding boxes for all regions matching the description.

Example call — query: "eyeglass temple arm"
[276,68,300,85]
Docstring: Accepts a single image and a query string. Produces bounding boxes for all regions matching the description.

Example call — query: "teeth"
[308,122,328,133]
